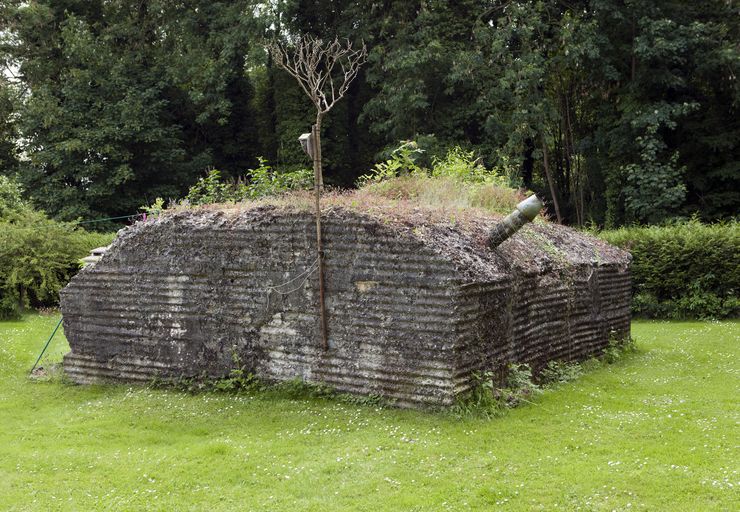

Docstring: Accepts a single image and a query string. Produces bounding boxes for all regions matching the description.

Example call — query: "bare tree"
[267,36,367,350]
[267,36,366,188]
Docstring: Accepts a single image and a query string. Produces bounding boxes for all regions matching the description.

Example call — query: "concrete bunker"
[60,198,631,407]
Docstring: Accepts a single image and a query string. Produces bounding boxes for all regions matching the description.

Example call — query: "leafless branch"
[267,35,367,118]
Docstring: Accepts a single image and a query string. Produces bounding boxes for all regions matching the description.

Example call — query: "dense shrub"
[0,177,113,319]
[599,221,739,319]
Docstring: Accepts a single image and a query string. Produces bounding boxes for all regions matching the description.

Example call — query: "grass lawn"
[0,314,737,511]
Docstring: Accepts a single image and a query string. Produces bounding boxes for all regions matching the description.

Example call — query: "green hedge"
[0,211,114,319]
[0,176,115,319]
[599,220,739,319]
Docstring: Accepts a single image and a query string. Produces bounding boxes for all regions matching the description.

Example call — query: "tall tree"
[2,0,262,220]
[0,76,19,175]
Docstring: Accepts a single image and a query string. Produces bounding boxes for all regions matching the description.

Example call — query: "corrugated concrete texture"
[61,206,631,407]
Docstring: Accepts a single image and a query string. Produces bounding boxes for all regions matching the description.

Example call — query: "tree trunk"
[18,285,25,313]
[521,138,535,189]
[541,136,563,224]
[312,118,328,350]
[315,115,324,190]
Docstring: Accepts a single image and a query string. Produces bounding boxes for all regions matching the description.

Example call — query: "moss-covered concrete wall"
[61,206,630,407]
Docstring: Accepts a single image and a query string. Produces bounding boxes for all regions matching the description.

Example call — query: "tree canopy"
[0,0,737,226]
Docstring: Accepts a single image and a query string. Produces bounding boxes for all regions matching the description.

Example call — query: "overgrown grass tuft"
[358,174,524,216]
[162,143,527,222]
[357,142,525,215]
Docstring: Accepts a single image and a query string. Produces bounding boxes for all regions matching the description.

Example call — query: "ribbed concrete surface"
[61,206,631,407]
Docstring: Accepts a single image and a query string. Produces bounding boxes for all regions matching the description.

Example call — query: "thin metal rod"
[312,123,329,350]
[29,316,63,375]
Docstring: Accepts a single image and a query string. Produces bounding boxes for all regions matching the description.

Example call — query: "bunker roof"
[115,188,630,283]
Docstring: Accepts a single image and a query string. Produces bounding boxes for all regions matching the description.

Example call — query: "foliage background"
[0,0,737,226]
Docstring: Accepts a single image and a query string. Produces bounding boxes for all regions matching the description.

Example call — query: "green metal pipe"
[487,194,544,249]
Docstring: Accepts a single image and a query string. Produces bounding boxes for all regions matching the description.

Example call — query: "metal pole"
[312,124,329,350]
[29,316,63,375]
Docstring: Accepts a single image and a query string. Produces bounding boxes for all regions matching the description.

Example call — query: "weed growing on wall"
[357,141,425,185]
[151,371,391,408]
[183,158,312,206]
[358,142,510,187]
[155,369,260,395]
[454,338,639,417]
[602,334,638,365]
[153,336,640,416]
[538,360,583,385]
[452,364,542,418]
[153,346,260,394]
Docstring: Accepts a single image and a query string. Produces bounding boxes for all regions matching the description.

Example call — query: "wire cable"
[267,257,319,295]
